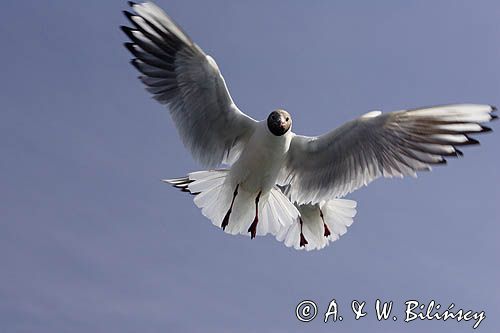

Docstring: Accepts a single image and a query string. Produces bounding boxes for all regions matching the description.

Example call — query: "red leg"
[299,217,308,247]
[247,191,262,239]
[319,208,331,237]
[221,184,239,231]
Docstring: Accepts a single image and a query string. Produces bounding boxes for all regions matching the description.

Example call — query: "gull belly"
[229,121,292,194]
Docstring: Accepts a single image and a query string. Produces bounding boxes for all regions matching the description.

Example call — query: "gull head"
[267,109,292,136]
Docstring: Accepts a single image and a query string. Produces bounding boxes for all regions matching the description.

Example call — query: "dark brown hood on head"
[267,109,292,136]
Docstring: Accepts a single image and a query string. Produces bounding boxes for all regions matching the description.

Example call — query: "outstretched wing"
[122,1,257,166]
[283,104,496,204]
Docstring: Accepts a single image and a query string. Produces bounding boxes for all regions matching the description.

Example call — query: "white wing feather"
[123,1,257,167]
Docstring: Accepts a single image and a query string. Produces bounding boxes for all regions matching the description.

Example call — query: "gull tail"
[276,199,357,251]
[163,170,298,238]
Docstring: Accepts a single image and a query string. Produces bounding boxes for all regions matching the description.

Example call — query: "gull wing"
[122,2,257,166]
[283,104,496,204]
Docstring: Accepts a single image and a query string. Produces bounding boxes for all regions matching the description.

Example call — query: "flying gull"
[121,1,496,250]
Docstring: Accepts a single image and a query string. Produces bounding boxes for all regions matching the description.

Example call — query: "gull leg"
[299,217,308,247]
[221,184,239,231]
[319,208,331,237]
[247,191,262,239]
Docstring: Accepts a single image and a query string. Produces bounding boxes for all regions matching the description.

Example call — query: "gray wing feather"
[122,2,256,167]
[284,104,496,204]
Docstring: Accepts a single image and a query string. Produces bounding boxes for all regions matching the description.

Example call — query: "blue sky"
[1,1,499,332]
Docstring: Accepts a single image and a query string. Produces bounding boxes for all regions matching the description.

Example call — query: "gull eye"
[286,117,289,122]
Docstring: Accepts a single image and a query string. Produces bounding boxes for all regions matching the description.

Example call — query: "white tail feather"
[277,199,358,251]
[164,170,299,238]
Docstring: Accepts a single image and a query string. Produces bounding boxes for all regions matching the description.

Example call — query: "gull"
[121,1,496,250]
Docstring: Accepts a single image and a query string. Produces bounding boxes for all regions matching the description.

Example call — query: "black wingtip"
[124,42,135,53]
[130,58,140,70]
[491,105,497,112]
[446,150,462,158]
[123,10,135,21]
[128,1,137,7]
[130,59,147,75]
[124,43,140,60]
[480,125,492,133]
[120,25,134,38]
[466,137,480,145]
[491,114,498,121]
